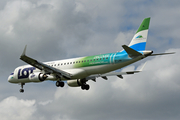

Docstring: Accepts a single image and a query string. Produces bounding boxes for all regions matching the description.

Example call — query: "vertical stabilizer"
[128,17,150,51]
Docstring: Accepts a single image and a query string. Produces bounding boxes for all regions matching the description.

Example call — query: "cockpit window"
[10,73,14,75]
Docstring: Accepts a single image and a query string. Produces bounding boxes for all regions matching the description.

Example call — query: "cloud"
[0,0,180,120]
[0,96,36,120]
[38,100,52,106]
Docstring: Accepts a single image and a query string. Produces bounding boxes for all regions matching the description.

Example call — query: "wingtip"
[21,45,27,57]
[139,62,147,71]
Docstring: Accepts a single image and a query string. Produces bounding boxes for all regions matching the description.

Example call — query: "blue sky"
[0,0,180,119]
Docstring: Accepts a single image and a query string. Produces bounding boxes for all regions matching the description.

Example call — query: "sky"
[0,0,180,120]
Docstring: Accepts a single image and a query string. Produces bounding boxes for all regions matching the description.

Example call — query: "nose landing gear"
[19,83,25,93]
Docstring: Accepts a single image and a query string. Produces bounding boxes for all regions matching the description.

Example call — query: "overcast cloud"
[0,0,180,120]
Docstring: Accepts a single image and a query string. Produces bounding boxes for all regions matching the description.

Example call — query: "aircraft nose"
[8,73,14,83]
[8,76,12,83]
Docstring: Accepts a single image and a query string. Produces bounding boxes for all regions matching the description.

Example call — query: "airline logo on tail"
[135,35,143,39]
[128,17,150,51]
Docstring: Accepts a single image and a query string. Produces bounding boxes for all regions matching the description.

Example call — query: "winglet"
[21,45,27,57]
[139,62,147,71]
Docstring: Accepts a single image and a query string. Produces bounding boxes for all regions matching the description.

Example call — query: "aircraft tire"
[56,81,64,87]
[81,85,85,90]
[85,84,90,90]
[56,81,60,87]
[81,84,90,90]
[60,82,64,87]
[20,89,24,93]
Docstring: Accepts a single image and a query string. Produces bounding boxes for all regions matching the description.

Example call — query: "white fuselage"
[8,52,146,84]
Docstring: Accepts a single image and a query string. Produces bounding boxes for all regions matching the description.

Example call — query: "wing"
[20,45,72,79]
[87,62,146,81]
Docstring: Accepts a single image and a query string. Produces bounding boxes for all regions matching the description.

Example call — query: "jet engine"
[29,73,48,82]
[67,79,90,90]
[67,79,83,87]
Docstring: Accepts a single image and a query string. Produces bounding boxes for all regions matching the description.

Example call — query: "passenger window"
[61,63,63,65]
[106,57,108,59]
[94,59,95,61]
[103,58,105,60]
[79,61,80,63]
[97,59,98,60]
[64,63,66,65]
[73,62,75,64]
[87,60,89,62]
[76,61,78,63]
[100,58,101,60]
[84,60,86,62]
[82,61,83,63]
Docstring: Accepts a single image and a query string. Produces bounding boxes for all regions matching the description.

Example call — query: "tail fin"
[128,17,150,51]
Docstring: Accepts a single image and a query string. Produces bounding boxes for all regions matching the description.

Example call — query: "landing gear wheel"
[59,82,64,87]
[81,84,90,90]
[56,81,60,87]
[85,84,90,90]
[56,81,64,87]
[19,89,24,93]
[81,85,85,90]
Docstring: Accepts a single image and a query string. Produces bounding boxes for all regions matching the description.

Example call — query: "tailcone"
[143,50,153,57]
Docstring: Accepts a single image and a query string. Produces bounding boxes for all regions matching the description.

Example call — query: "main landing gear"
[81,84,90,90]
[19,83,25,93]
[56,81,64,87]
[80,79,90,90]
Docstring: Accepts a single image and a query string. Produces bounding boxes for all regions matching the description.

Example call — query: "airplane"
[8,17,174,93]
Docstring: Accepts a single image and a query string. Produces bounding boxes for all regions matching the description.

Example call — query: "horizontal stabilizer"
[150,52,175,56]
[122,45,142,57]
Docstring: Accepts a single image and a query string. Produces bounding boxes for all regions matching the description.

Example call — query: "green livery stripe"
[74,53,113,68]
[136,17,150,33]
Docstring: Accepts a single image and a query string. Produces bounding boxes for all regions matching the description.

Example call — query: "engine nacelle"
[67,79,83,87]
[29,73,48,82]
